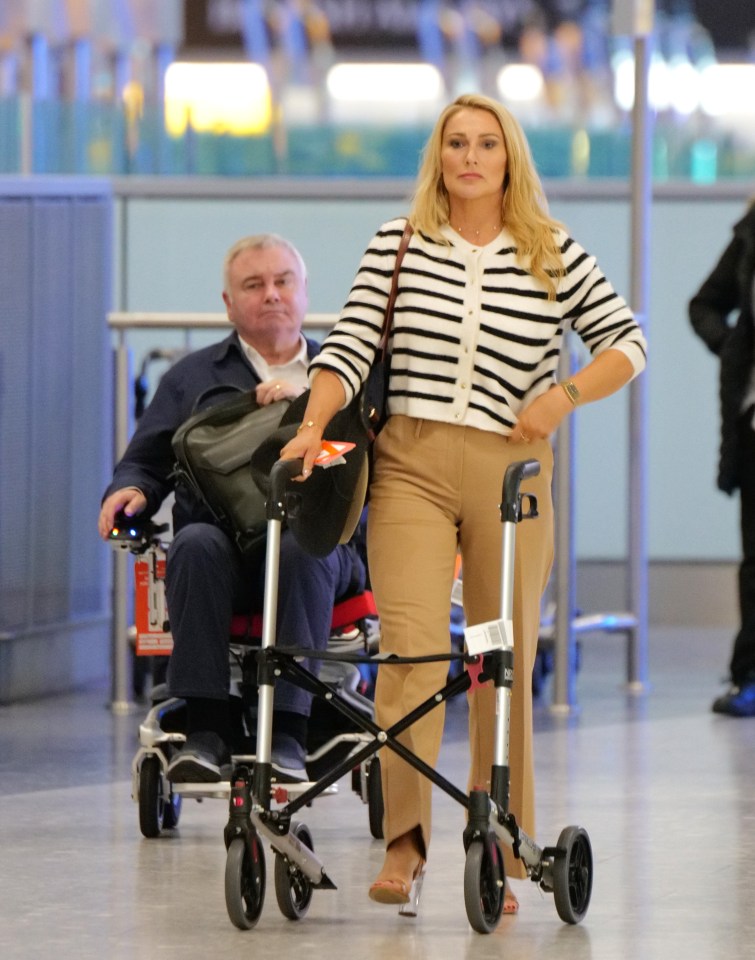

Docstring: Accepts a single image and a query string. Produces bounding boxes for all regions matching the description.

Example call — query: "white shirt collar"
[238,334,309,391]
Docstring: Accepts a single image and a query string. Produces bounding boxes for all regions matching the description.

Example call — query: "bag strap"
[191,383,248,415]
[376,221,414,361]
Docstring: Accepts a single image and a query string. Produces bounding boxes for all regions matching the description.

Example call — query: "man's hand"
[98,488,147,540]
[255,378,303,406]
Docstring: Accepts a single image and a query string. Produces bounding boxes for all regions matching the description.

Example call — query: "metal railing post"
[110,330,134,712]
[551,347,578,714]
[626,27,652,692]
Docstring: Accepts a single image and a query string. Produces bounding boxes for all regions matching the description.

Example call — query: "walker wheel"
[463,837,505,934]
[274,821,315,920]
[138,755,180,837]
[552,825,593,924]
[366,757,384,839]
[225,834,266,930]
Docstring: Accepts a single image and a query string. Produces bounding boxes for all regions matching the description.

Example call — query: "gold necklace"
[452,222,502,239]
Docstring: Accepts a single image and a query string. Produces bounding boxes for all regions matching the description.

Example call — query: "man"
[98,234,366,780]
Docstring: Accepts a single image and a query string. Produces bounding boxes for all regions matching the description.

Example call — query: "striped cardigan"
[310,217,647,434]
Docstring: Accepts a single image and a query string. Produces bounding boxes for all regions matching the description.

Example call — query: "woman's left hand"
[512,349,636,443]
[510,386,572,444]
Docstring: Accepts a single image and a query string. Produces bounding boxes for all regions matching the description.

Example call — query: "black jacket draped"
[689,203,755,494]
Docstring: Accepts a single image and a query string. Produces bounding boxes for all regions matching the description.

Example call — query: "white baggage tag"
[464,618,514,656]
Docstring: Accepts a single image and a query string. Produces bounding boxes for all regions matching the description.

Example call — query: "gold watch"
[559,380,580,406]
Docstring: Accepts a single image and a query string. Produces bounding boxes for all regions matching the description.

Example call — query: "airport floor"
[1,624,753,960]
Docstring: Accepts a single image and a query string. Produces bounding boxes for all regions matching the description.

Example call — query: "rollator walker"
[223,456,594,934]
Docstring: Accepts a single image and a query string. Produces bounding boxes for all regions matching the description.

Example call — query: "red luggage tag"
[314,440,356,468]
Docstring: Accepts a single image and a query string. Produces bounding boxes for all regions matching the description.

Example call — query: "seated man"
[98,234,366,783]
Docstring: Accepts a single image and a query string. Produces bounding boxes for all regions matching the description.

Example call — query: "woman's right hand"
[279,424,324,480]
[279,370,347,479]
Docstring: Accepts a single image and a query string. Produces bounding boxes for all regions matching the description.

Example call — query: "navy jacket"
[105,331,319,531]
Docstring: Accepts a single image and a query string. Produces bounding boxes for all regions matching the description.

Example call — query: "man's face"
[223,244,308,347]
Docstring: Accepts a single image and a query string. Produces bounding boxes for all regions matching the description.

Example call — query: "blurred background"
[2,1,755,703]
[1,0,753,181]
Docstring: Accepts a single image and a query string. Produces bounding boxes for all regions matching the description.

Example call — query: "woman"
[689,197,755,717]
[281,93,647,913]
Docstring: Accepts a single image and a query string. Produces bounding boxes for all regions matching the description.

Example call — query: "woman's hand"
[279,423,324,480]
[511,348,636,444]
[278,369,348,479]
[509,386,571,444]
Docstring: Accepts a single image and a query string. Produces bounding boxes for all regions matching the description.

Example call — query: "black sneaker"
[711,681,755,717]
[167,731,232,782]
[270,733,308,783]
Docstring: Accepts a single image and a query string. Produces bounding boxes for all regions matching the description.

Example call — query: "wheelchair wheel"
[366,756,384,840]
[274,822,314,920]
[138,755,179,838]
[552,825,593,924]
[225,835,266,930]
[464,837,505,934]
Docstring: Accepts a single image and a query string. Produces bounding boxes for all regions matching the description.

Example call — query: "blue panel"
[0,179,113,655]
[30,197,75,624]
[69,196,113,615]
[0,198,34,631]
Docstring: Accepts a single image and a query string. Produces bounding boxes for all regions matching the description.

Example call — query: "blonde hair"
[223,233,307,293]
[410,93,564,298]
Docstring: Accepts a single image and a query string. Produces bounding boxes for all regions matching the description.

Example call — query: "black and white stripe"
[311,217,647,434]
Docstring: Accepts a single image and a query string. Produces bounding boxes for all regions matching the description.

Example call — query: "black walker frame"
[222,456,594,933]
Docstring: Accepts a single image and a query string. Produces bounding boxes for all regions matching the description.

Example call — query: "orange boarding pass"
[314,440,356,467]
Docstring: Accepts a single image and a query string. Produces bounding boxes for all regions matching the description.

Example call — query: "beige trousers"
[367,416,554,879]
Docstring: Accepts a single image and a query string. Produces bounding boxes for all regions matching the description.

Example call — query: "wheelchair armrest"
[108,514,170,554]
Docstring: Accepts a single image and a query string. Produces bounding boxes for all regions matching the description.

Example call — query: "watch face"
[563,381,579,404]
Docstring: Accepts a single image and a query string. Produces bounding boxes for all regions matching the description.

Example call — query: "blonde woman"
[282,93,647,913]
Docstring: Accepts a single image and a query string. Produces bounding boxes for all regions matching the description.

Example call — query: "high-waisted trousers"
[367,416,554,879]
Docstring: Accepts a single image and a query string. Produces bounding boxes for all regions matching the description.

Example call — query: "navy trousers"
[164,523,364,715]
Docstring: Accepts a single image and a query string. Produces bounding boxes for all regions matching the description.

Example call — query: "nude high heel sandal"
[398,862,426,918]
[368,859,426,917]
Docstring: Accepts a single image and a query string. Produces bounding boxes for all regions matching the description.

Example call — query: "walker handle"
[267,458,304,519]
[501,459,540,523]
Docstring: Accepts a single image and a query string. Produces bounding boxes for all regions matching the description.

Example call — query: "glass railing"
[1,98,753,182]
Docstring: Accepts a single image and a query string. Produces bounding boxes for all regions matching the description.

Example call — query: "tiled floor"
[1,625,753,960]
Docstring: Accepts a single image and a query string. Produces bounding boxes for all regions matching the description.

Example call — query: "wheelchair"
[108,518,385,841]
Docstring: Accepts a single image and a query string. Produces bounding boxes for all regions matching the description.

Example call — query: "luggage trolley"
[222,456,594,933]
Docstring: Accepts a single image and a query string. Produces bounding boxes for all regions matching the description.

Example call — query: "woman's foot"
[503,882,519,914]
[369,831,425,905]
